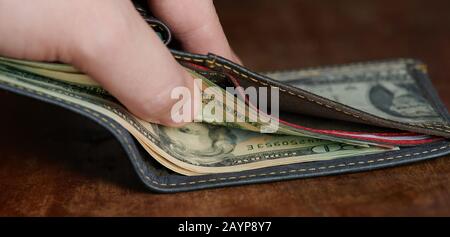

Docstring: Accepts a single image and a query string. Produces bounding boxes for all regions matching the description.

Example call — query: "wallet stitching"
[2,73,450,190]
[147,144,449,187]
[221,61,450,131]
[6,78,449,188]
[174,55,450,132]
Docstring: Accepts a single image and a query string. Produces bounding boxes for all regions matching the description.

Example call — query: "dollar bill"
[0,57,385,146]
[266,60,444,124]
[0,58,395,175]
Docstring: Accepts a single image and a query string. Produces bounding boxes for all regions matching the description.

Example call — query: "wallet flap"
[172,51,450,140]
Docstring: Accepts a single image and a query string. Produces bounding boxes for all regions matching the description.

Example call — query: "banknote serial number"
[247,139,320,150]
[178,221,271,234]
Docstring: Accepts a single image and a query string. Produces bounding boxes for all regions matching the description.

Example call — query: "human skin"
[0,0,238,126]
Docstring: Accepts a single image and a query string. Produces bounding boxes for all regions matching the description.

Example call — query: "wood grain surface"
[0,0,449,216]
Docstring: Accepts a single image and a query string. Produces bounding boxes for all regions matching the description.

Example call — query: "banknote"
[0,58,395,176]
[3,56,423,149]
[0,56,383,145]
[266,61,444,124]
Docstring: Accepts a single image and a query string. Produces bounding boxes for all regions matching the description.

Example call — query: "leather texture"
[1,60,449,193]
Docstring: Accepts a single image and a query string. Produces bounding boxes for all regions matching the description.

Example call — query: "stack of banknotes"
[0,56,406,176]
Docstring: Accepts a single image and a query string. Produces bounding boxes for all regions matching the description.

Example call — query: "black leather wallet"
[0,9,449,193]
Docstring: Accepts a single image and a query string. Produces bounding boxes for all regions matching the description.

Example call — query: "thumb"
[68,1,196,126]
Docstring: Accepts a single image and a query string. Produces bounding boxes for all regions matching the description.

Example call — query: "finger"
[68,1,198,126]
[148,0,241,63]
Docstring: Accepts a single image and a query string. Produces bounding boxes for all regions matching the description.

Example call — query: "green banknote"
[0,57,394,175]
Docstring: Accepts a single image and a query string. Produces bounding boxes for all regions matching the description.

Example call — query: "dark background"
[0,0,449,216]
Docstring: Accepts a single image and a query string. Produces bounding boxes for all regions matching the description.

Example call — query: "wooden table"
[0,0,449,216]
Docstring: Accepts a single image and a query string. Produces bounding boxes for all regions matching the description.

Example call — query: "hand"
[0,0,238,126]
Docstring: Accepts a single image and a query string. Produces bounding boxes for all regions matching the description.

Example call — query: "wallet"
[0,10,449,193]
